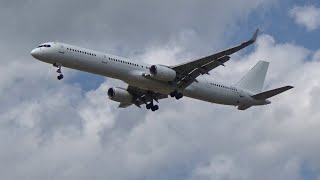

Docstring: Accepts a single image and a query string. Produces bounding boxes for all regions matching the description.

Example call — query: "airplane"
[31,29,293,111]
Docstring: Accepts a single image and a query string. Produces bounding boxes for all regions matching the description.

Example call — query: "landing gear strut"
[170,90,183,100]
[54,63,64,80]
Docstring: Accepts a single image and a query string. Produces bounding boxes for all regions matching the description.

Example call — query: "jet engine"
[107,87,133,103]
[149,65,177,81]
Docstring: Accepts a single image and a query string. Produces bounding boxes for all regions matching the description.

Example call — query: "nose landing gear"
[57,74,64,80]
[53,63,64,80]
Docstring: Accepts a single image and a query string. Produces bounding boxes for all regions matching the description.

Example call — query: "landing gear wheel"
[154,105,159,111]
[175,93,183,100]
[151,105,159,112]
[57,74,64,80]
[170,90,178,98]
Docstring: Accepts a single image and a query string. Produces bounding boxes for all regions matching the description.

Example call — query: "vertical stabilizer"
[236,61,269,93]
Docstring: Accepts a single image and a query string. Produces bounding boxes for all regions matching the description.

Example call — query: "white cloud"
[191,155,248,180]
[3,1,320,180]
[3,33,320,180]
[289,5,320,31]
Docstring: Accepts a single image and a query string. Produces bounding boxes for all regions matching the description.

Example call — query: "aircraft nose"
[31,48,41,59]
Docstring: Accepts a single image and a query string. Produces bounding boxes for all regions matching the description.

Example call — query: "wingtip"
[284,85,294,91]
[250,29,259,42]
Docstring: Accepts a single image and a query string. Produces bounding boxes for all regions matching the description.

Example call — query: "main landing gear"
[170,90,183,100]
[144,90,182,112]
[53,63,64,80]
[146,102,159,112]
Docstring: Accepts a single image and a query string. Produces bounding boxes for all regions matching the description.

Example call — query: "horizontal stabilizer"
[251,86,294,100]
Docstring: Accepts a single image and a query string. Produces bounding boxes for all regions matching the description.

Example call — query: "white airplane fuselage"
[31,42,270,108]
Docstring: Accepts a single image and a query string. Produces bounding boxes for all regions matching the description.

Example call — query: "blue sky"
[227,0,320,50]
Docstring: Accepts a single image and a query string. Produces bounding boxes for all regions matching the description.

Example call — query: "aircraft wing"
[118,85,168,108]
[171,29,259,89]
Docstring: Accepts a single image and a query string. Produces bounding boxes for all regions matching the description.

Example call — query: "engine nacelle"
[107,87,133,103]
[149,65,176,81]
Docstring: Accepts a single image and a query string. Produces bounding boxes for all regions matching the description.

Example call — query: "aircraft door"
[59,45,65,54]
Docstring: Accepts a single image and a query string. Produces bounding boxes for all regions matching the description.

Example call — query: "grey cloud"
[1,0,272,57]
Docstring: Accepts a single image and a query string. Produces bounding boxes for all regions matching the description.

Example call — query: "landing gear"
[146,103,152,109]
[170,90,183,100]
[151,105,159,112]
[57,74,64,80]
[56,68,61,74]
[54,63,64,80]
[175,93,183,100]
[146,102,159,112]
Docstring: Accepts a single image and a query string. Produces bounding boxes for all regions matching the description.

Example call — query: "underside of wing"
[177,55,230,89]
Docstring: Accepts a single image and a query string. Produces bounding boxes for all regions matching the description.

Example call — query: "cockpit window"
[38,44,51,48]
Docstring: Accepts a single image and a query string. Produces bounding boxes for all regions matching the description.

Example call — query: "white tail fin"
[236,61,269,93]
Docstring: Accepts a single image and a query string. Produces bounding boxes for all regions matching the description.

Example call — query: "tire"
[57,75,64,80]
[154,105,159,111]
[176,93,183,99]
